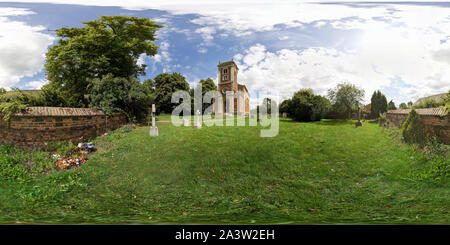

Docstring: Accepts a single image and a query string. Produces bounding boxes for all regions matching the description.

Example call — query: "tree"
[154,72,190,114]
[44,16,163,107]
[0,88,6,95]
[387,100,396,110]
[407,101,413,108]
[327,82,365,119]
[370,90,387,119]
[86,74,153,122]
[289,89,331,122]
[279,99,291,115]
[402,108,425,146]
[415,97,440,108]
[196,78,217,113]
[399,102,408,109]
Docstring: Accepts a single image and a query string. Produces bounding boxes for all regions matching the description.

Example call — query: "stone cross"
[149,104,159,136]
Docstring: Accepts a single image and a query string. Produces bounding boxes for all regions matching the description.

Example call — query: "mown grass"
[0,119,448,224]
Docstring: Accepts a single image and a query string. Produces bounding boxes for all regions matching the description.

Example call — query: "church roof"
[238,83,248,93]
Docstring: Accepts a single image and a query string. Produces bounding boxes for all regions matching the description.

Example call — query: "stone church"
[214,60,250,116]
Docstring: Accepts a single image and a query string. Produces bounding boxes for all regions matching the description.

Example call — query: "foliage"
[0,101,27,121]
[0,145,30,181]
[399,102,408,109]
[378,112,387,126]
[289,89,331,122]
[86,74,154,122]
[415,97,441,109]
[370,90,387,119]
[195,78,217,113]
[154,72,190,114]
[387,100,396,110]
[44,16,163,107]
[401,108,426,146]
[279,99,291,115]
[118,124,134,133]
[327,82,365,119]
[46,141,79,157]
[408,139,449,183]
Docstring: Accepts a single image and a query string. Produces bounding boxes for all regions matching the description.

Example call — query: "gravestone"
[282,112,287,118]
[149,104,159,136]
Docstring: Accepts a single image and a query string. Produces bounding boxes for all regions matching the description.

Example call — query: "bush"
[86,74,154,122]
[118,124,134,133]
[0,101,27,121]
[401,108,426,146]
[289,89,331,122]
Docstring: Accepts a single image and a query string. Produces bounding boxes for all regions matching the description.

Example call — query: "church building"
[214,60,250,116]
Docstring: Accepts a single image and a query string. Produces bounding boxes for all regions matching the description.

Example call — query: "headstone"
[149,104,159,136]
[282,112,287,118]
[193,110,202,129]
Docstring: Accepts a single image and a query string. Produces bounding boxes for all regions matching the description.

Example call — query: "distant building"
[214,60,250,115]
[414,93,446,105]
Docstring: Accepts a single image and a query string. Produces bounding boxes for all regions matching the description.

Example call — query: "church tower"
[217,60,239,95]
[216,60,250,116]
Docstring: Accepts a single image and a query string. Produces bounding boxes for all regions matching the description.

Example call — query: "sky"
[0,1,450,106]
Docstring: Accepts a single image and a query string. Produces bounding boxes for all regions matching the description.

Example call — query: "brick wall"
[0,108,127,148]
[386,111,450,144]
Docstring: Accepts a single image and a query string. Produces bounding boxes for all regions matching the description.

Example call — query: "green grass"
[0,119,448,224]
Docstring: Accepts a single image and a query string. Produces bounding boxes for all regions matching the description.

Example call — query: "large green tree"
[370,90,387,119]
[154,72,190,114]
[387,100,396,110]
[86,74,153,122]
[195,78,217,113]
[45,16,163,107]
[289,89,331,122]
[327,82,365,119]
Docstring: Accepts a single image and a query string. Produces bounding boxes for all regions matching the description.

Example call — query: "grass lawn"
[0,119,448,224]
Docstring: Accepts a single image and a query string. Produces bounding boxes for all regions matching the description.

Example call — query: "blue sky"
[0,1,450,106]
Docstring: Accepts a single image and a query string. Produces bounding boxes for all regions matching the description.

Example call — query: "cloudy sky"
[0,1,450,105]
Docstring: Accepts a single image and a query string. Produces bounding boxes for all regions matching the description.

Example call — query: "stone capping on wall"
[386,107,449,144]
[387,107,447,117]
[0,106,127,148]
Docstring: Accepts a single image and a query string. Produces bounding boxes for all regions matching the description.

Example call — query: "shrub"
[289,89,331,122]
[0,101,27,121]
[86,74,154,122]
[401,108,426,146]
[118,124,134,133]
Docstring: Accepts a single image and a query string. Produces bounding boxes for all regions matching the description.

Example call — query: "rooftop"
[218,60,238,69]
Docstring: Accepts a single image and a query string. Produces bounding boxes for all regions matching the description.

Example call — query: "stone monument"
[149,104,159,136]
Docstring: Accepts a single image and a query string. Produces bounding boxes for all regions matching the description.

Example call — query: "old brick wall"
[386,112,450,144]
[0,110,127,148]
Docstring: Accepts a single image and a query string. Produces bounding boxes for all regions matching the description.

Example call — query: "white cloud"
[197,47,207,54]
[25,79,48,89]
[235,42,450,104]
[0,8,54,89]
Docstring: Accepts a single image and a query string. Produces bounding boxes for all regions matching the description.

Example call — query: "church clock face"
[222,87,228,94]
